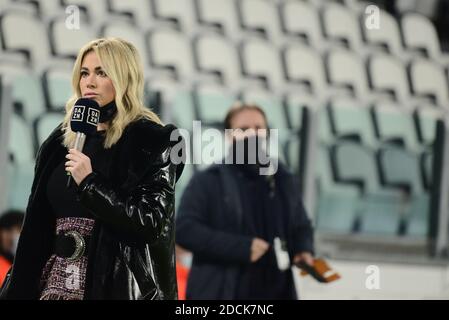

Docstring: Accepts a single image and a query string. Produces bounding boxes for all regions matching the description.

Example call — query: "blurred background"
[1,0,449,299]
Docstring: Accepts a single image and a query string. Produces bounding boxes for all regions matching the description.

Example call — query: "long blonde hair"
[62,37,162,148]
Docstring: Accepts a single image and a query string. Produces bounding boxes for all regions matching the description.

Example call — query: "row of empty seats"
[1,0,447,64]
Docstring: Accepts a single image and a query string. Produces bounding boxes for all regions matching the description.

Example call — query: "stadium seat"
[42,67,72,111]
[326,49,370,100]
[0,10,51,67]
[401,12,443,60]
[409,59,449,109]
[195,0,240,37]
[108,0,154,28]
[101,22,150,68]
[377,146,430,236]
[368,54,411,104]
[283,44,327,96]
[193,83,236,127]
[362,8,403,57]
[280,0,323,48]
[194,34,241,86]
[34,111,64,147]
[372,101,419,151]
[147,28,194,81]
[240,39,285,91]
[147,78,196,130]
[321,3,364,51]
[238,0,283,42]
[327,97,377,148]
[11,71,46,124]
[152,0,196,32]
[331,142,403,235]
[49,17,96,59]
[378,147,424,195]
[315,145,361,233]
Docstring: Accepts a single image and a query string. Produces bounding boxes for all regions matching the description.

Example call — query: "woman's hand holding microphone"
[65,149,93,186]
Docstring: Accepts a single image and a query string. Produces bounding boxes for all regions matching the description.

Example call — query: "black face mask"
[99,100,117,123]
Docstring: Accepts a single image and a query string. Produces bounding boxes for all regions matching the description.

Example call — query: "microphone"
[67,98,100,188]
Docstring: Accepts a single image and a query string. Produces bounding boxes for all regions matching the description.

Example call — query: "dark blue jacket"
[176,162,314,300]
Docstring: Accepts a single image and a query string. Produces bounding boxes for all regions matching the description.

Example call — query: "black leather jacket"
[0,118,184,300]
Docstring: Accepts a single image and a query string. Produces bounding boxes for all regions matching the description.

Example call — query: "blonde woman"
[0,38,184,300]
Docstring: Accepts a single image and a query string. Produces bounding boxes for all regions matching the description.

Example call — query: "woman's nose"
[86,74,97,88]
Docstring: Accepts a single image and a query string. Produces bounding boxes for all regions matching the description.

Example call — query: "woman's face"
[79,51,116,107]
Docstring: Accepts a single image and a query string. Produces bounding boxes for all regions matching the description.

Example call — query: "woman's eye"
[80,71,88,77]
[97,70,107,77]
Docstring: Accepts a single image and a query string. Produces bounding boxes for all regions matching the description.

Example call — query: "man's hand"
[65,149,93,186]
[250,238,270,262]
[293,252,314,267]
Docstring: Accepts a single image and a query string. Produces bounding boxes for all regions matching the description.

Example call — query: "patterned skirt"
[39,217,95,300]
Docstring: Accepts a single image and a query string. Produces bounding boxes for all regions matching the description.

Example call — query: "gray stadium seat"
[195,0,240,37]
[283,44,327,96]
[362,8,403,57]
[49,17,96,59]
[194,34,241,86]
[0,10,51,66]
[193,84,236,127]
[238,0,283,42]
[147,28,194,81]
[152,0,196,32]
[280,0,323,48]
[62,0,108,25]
[108,0,154,28]
[326,49,370,100]
[101,22,150,68]
[321,3,364,51]
[240,39,285,91]
[401,12,443,60]
[368,54,410,104]
[409,59,449,109]
[42,67,74,111]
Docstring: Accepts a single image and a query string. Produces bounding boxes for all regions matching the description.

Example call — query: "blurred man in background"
[0,210,24,285]
[176,103,314,300]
